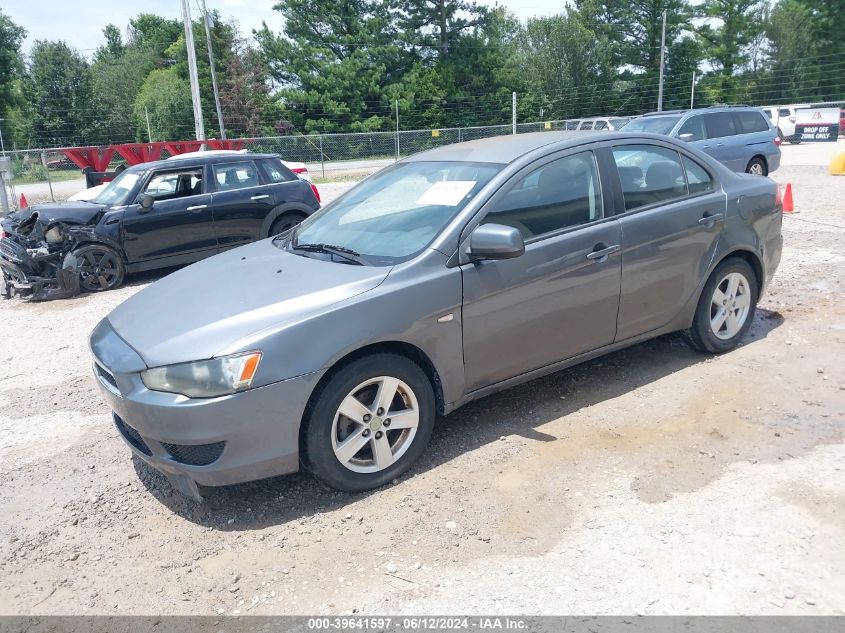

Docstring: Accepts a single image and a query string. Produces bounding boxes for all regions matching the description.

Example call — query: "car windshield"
[91,170,141,206]
[622,116,682,135]
[285,161,503,265]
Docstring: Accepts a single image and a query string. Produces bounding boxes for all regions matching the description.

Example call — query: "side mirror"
[139,195,154,212]
[468,224,525,261]
[678,133,695,142]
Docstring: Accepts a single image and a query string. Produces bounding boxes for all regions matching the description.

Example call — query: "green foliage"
[132,68,194,142]
[23,41,93,147]
[0,10,26,143]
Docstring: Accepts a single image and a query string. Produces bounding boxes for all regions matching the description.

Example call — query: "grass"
[14,168,83,185]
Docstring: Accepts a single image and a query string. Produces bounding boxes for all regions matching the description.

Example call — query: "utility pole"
[395,100,400,160]
[144,106,153,142]
[657,9,667,112]
[181,0,205,141]
[200,0,226,139]
[512,92,517,134]
[0,118,6,155]
[690,70,696,109]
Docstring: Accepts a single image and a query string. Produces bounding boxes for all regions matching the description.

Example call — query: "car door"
[210,160,277,250]
[701,112,744,171]
[121,165,217,264]
[461,149,622,392]
[610,143,726,341]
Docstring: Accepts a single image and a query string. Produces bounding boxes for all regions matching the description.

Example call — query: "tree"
[516,9,617,119]
[696,0,766,99]
[255,0,404,132]
[762,0,820,102]
[23,41,93,147]
[219,37,274,136]
[395,0,489,57]
[133,68,194,141]
[577,0,698,113]
[0,10,26,144]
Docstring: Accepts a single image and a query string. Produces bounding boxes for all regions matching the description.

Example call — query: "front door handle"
[698,213,725,226]
[586,244,621,262]
[251,194,270,201]
[186,204,208,212]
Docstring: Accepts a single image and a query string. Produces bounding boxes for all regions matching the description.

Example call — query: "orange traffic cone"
[19,193,27,209]
[782,183,794,213]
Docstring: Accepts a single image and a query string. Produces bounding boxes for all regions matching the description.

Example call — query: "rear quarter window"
[703,113,738,139]
[735,111,770,134]
[256,157,297,183]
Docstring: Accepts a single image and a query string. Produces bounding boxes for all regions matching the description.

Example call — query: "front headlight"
[141,351,262,398]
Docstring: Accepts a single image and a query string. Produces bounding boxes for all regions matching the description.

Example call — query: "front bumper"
[89,320,322,497]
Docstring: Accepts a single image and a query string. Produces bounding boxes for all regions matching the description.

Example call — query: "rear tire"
[686,258,758,354]
[745,157,767,176]
[269,212,305,236]
[301,353,435,492]
[73,244,125,293]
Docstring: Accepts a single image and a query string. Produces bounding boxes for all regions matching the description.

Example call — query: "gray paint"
[90,132,782,490]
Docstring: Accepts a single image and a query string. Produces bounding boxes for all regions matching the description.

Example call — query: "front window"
[91,170,141,206]
[287,161,502,265]
[143,168,204,200]
[622,116,682,135]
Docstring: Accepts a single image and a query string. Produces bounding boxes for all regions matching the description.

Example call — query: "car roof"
[125,152,278,173]
[404,131,611,164]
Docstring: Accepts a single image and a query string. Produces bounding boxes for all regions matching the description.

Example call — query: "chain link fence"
[3,103,843,208]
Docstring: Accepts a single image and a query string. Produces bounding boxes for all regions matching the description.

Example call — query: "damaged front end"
[0,212,83,301]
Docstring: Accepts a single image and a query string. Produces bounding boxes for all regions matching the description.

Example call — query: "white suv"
[761,105,809,143]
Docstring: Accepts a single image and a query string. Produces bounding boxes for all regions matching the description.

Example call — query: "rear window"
[735,111,770,134]
[622,116,682,135]
[256,157,296,183]
[703,112,737,138]
[778,108,791,117]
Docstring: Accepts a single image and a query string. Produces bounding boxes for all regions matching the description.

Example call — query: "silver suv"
[622,107,781,176]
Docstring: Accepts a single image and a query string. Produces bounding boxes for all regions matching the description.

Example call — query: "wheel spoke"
[726,310,740,335]
[84,252,96,266]
[726,274,740,299]
[98,275,109,289]
[371,434,394,469]
[711,287,726,306]
[711,308,728,332]
[374,377,399,414]
[334,427,370,464]
[338,394,371,423]
[735,291,751,309]
[386,409,418,430]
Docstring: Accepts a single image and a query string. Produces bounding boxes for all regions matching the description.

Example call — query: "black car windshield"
[622,116,682,135]
[91,170,142,206]
[286,161,503,265]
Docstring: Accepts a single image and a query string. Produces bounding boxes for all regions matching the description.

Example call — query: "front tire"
[73,244,125,293]
[301,354,435,492]
[686,258,758,354]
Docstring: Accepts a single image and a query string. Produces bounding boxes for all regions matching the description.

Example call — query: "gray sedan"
[89,132,783,500]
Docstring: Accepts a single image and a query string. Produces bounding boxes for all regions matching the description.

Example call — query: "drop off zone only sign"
[795,107,840,141]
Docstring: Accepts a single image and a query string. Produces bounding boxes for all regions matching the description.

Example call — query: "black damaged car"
[0,152,320,300]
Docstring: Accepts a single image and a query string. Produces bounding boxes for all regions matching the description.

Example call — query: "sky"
[2,0,569,56]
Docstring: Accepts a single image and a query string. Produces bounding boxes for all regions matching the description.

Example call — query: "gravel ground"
[0,144,844,616]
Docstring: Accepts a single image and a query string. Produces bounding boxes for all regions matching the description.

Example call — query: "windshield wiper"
[292,242,363,265]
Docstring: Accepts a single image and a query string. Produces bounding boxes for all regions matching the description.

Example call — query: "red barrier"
[57,139,252,171]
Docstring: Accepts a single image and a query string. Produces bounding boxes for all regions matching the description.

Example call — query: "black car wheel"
[686,258,758,354]
[300,353,436,492]
[74,244,125,293]
[270,212,305,236]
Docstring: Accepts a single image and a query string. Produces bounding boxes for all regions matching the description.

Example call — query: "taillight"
[789,116,795,123]
[0,231,6,240]
[774,136,782,147]
[310,183,321,203]
[292,167,307,175]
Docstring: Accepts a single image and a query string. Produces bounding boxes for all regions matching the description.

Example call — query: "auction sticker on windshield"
[415,180,476,206]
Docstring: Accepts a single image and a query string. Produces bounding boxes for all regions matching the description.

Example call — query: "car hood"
[107,239,391,368]
[5,201,106,226]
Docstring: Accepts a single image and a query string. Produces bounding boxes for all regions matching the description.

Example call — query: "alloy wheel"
[709,272,751,340]
[748,163,764,176]
[331,376,420,473]
[78,248,121,292]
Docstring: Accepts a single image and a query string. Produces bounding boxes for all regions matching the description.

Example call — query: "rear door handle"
[698,213,725,226]
[586,244,621,261]
[186,204,208,212]
[251,194,270,201]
